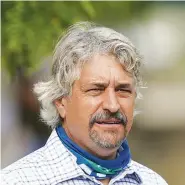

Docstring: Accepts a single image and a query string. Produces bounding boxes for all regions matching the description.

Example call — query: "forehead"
[79,54,133,84]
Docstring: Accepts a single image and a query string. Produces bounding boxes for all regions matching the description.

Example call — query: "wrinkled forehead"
[78,54,134,86]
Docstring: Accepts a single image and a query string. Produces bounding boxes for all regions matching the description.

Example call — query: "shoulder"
[130,160,168,185]
[1,130,71,185]
[1,146,46,184]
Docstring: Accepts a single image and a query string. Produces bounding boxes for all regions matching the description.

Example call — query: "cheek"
[119,98,135,126]
[80,95,102,112]
[67,96,101,124]
[126,99,135,133]
[87,97,102,109]
[119,97,135,113]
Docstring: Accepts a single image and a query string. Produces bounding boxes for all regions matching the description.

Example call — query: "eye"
[88,88,104,92]
[118,89,131,93]
[86,88,104,96]
[116,88,132,96]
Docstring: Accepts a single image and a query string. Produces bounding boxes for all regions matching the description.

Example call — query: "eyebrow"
[115,83,133,89]
[89,82,109,88]
[80,82,108,90]
[82,82,133,89]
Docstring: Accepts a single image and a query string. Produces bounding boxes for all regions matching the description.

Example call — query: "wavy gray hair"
[34,22,143,128]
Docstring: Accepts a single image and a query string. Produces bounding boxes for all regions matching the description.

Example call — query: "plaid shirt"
[1,129,168,185]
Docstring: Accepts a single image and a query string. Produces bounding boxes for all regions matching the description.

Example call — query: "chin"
[90,129,124,149]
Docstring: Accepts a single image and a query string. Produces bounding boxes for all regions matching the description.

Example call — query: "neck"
[100,178,111,185]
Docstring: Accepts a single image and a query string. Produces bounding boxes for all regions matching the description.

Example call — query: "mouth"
[96,119,122,125]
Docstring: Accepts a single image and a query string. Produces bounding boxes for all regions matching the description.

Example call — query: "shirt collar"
[44,129,142,184]
[110,160,142,184]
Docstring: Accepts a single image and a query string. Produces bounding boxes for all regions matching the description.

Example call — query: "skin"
[55,54,136,160]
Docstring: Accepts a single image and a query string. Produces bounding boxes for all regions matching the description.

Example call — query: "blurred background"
[1,1,185,184]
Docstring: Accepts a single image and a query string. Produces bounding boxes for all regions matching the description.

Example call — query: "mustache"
[90,110,127,126]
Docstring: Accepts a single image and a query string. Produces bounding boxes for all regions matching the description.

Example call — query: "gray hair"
[33,22,143,128]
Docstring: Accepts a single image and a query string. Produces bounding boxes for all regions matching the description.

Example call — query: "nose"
[102,89,120,113]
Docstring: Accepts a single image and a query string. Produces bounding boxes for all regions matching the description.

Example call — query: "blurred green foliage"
[2,1,150,79]
[2,1,96,78]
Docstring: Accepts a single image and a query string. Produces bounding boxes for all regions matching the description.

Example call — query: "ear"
[54,98,67,119]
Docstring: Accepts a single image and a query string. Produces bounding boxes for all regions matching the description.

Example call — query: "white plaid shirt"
[1,129,168,185]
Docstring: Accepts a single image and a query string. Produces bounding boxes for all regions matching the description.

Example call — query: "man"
[1,22,168,185]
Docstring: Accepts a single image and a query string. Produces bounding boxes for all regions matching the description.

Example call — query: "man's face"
[56,54,136,159]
